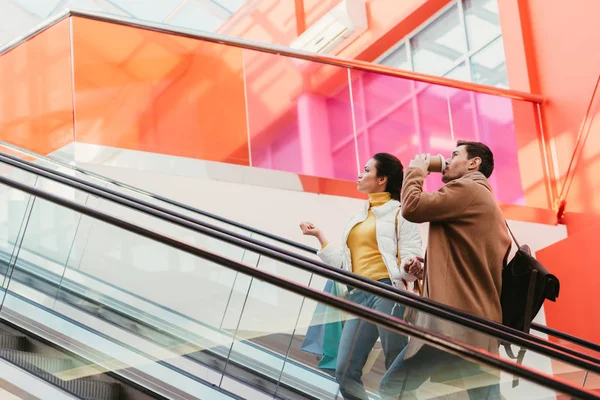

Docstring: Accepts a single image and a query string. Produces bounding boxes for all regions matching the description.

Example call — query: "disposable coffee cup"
[428,154,446,173]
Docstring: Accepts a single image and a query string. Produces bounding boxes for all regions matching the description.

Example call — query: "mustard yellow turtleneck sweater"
[347,192,391,281]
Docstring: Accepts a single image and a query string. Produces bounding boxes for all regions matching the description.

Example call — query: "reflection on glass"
[244,49,357,181]
[0,18,74,155]
[350,70,419,169]
[471,36,509,88]
[464,0,502,50]
[71,17,250,166]
[380,44,411,70]
[410,5,466,76]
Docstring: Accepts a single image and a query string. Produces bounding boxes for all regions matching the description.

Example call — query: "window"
[377,0,507,88]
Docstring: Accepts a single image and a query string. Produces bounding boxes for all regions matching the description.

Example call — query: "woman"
[300,153,423,400]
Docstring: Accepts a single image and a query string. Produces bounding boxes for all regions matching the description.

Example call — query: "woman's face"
[357,158,387,194]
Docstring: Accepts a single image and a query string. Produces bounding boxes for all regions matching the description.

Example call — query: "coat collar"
[361,198,400,217]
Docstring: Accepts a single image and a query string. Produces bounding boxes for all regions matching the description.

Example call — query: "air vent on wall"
[290,0,367,54]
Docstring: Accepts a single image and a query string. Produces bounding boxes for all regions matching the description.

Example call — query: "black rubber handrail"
[2,144,589,356]
[0,173,597,400]
[534,324,600,354]
[1,152,599,375]
[1,150,599,369]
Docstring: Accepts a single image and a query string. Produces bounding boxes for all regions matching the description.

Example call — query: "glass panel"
[416,84,454,193]
[350,71,419,171]
[0,168,37,305]
[347,69,549,208]
[243,49,356,181]
[410,5,467,76]
[444,62,471,82]
[284,282,587,400]
[0,18,74,155]
[584,371,599,392]
[471,36,509,88]
[0,175,594,399]
[3,198,256,398]
[472,92,525,205]
[464,0,502,51]
[447,91,548,208]
[380,44,411,70]
[70,16,250,166]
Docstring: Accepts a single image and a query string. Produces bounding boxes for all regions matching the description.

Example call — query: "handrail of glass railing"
[1,151,599,374]
[557,73,600,207]
[0,172,597,400]
[0,8,544,104]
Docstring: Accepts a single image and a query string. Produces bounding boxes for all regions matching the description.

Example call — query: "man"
[378,141,511,399]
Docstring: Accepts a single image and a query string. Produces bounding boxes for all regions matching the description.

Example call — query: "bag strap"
[395,210,401,266]
[505,221,521,249]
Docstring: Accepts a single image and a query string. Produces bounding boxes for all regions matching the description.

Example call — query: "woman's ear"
[378,175,388,187]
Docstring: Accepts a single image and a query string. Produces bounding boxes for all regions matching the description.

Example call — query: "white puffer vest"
[317,199,422,290]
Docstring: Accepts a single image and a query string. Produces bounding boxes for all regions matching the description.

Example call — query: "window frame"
[375,0,505,86]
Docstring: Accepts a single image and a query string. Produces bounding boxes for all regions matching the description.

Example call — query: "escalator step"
[0,348,121,399]
[0,348,72,374]
[59,378,121,400]
[0,333,27,351]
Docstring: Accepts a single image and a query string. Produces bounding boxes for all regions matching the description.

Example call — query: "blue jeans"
[379,345,501,400]
[336,278,408,400]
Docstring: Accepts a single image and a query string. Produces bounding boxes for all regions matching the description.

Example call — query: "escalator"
[0,144,598,399]
[2,141,598,364]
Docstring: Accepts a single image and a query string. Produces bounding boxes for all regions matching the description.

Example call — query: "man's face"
[442,145,474,183]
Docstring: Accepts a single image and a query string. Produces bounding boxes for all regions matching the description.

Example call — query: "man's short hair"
[457,140,494,178]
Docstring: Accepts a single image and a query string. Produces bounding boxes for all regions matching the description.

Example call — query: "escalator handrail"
[0,172,597,400]
[1,152,600,374]
[0,144,588,356]
[2,144,596,359]
[534,324,600,354]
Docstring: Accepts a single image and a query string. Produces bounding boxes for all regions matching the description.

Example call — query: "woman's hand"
[299,222,328,247]
[299,222,321,237]
[404,256,425,280]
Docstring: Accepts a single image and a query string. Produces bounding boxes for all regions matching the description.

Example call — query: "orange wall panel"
[0,19,74,155]
[71,17,250,165]
[500,0,600,214]
[536,211,600,344]
[500,0,600,343]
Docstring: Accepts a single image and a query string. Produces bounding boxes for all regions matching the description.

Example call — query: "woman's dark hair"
[372,153,404,201]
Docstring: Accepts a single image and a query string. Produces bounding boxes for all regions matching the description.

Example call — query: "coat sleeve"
[397,215,423,282]
[401,167,476,223]
[316,242,344,268]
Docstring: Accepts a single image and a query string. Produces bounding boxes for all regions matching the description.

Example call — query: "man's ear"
[469,157,482,171]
